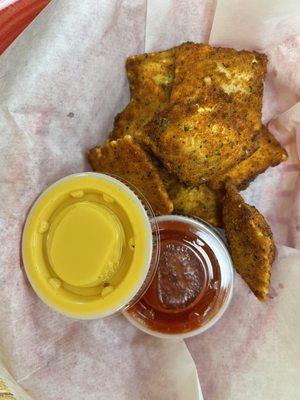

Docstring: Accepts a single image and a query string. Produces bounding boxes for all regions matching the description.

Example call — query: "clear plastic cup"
[124,215,234,339]
[22,172,160,319]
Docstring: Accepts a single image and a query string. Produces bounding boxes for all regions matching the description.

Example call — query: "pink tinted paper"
[0,0,216,399]
[186,1,300,400]
[1,0,300,399]
[145,0,216,51]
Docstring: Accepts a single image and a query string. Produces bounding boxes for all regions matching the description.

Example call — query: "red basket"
[0,0,50,55]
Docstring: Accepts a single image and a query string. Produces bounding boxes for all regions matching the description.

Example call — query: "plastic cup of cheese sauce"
[22,173,159,319]
[22,173,233,337]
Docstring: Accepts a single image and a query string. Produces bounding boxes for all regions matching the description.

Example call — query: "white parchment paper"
[0,1,300,399]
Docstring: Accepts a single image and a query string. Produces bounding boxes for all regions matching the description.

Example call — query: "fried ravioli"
[123,42,266,185]
[168,182,223,227]
[88,135,173,215]
[171,42,267,131]
[223,183,275,301]
[211,126,288,190]
[151,157,222,226]
[110,49,175,142]
[111,101,154,144]
[143,100,258,185]
[126,49,175,101]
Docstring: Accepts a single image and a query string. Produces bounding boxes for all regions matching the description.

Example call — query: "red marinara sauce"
[126,216,233,337]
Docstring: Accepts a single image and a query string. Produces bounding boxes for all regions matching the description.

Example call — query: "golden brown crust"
[223,183,276,301]
[171,42,267,131]
[142,100,258,185]
[151,157,223,226]
[115,42,268,186]
[169,182,223,227]
[210,126,288,190]
[110,101,153,144]
[126,49,175,102]
[88,135,173,215]
[110,49,175,142]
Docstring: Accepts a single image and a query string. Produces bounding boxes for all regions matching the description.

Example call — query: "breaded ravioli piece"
[168,182,223,227]
[151,157,223,226]
[211,126,288,190]
[110,49,175,142]
[126,49,175,101]
[111,101,154,145]
[143,100,258,185]
[171,42,267,131]
[223,184,275,300]
[88,135,173,215]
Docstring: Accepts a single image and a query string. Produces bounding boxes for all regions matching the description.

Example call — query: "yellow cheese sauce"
[22,173,152,318]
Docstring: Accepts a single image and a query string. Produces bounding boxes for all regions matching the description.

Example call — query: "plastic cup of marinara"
[124,215,234,339]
